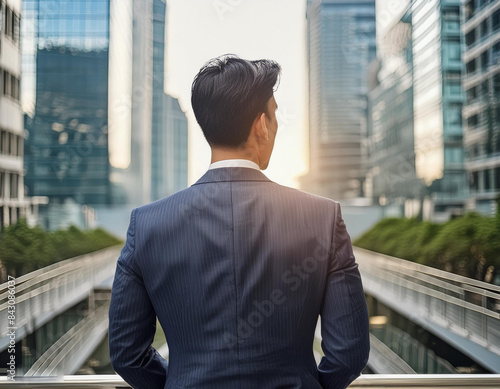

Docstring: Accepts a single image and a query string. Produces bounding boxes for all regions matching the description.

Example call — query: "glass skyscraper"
[151,0,188,201]
[462,0,500,215]
[366,0,467,221]
[23,0,112,206]
[22,0,188,232]
[367,11,420,215]
[302,0,377,201]
[411,0,466,220]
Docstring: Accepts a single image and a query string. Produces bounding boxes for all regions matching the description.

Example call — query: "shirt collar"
[208,159,261,171]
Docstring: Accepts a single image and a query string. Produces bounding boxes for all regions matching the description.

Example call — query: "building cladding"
[0,0,45,229]
[22,0,112,206]
[151,0,188,201]
[367,12,420,207]
[303,0,377,201]
[462,0,500,215]
[411,0,467,219]
[366,0,467,221]
[152,95,188,200]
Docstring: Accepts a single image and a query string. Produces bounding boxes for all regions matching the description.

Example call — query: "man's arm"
[108,208,168,389]
[318,202,370,389]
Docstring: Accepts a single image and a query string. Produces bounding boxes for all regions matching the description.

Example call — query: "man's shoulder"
[133,187,192,217]
[269,182,340,208]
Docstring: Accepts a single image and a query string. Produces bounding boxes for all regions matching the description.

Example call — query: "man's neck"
[210,147,260,167]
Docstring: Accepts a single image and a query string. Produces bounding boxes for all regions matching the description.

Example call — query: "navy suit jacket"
[108,167,370,389]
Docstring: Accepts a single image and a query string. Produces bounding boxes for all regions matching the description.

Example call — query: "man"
[108,54,370,389]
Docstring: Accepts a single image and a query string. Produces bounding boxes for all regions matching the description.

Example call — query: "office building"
[462,0,500,215]
[302,0,377,201]
[151,0,188,201]
[22,0,113,206]
[411,0,466,221]
[366,0,467,221]
[21,0,188,231]
[366,11,421,216]
[0,0,46,230]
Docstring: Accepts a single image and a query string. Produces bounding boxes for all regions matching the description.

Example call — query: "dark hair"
[191,54,281,148]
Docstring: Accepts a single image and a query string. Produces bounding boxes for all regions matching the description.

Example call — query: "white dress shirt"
[208,159,260,171]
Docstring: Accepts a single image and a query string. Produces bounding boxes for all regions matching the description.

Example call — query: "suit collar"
[192,167,272,186]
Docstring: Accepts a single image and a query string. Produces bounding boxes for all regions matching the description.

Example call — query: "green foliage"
[354,212,500,281]
[0,220,122,280]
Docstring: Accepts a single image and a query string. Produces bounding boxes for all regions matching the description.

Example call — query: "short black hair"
[191,54,281,148]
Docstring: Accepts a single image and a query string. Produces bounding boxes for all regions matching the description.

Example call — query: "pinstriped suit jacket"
[108,167,370,389]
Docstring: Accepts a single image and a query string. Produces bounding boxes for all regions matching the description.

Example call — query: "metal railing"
[25,301,110,376]
[354,247,500,372]
[0,247,121,351]
[1,374,500,388]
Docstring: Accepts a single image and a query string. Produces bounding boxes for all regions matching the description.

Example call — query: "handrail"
[354,247,500,294]
[1,374,500,387]
[354,247,500,371]
[0,246,121,298]
[25,302,110,376]
[0,247,121,348]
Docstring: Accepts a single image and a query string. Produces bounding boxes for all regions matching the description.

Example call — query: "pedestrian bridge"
[1,245,500,378]
[353,247,500,374]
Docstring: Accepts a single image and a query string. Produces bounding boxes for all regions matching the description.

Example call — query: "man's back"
[109,167,369,388]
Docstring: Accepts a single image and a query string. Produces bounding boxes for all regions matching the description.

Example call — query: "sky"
[165,0,309,187]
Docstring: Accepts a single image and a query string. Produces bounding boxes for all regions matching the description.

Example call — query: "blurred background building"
[462,0,500,216]
[21,0,188,234]
[0,0,46,230]
[366,9,419,218]
[365,0,467,222]
[301,0,377,201]
[411,0,466,222]
[151,0,188,201]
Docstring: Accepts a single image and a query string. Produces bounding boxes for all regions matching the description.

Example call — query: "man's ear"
[259,112,269,141]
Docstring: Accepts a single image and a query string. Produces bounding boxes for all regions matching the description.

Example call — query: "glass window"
[481,50,490,71]
[494,74,500,96]
[445,81,462,96]
[493,43,500,64]
[10,173,18,198]
[468,114,479,127]
[445,42,461,61]
[445,105,462,126]
[484,169,490,190]
[465,30,476,47]
[480,20,488,38]
[444,20,460,33]
[466,59,476,74]
[3,70,9,96]
[493,9,500,32]
[445,147,463,164]
[467,86,477,101]
[465,0,475,21]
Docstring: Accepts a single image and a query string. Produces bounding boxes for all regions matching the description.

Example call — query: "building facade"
[151,0,188,201]
[151,94,188,200]
[302,0,377,201]
[462,0,500,215]
[22,0,112,207]
[366,11,421,216]
[366,0,467,221]
[411,0,466,221]
[0,0,45,230]
[21,0,188,231]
